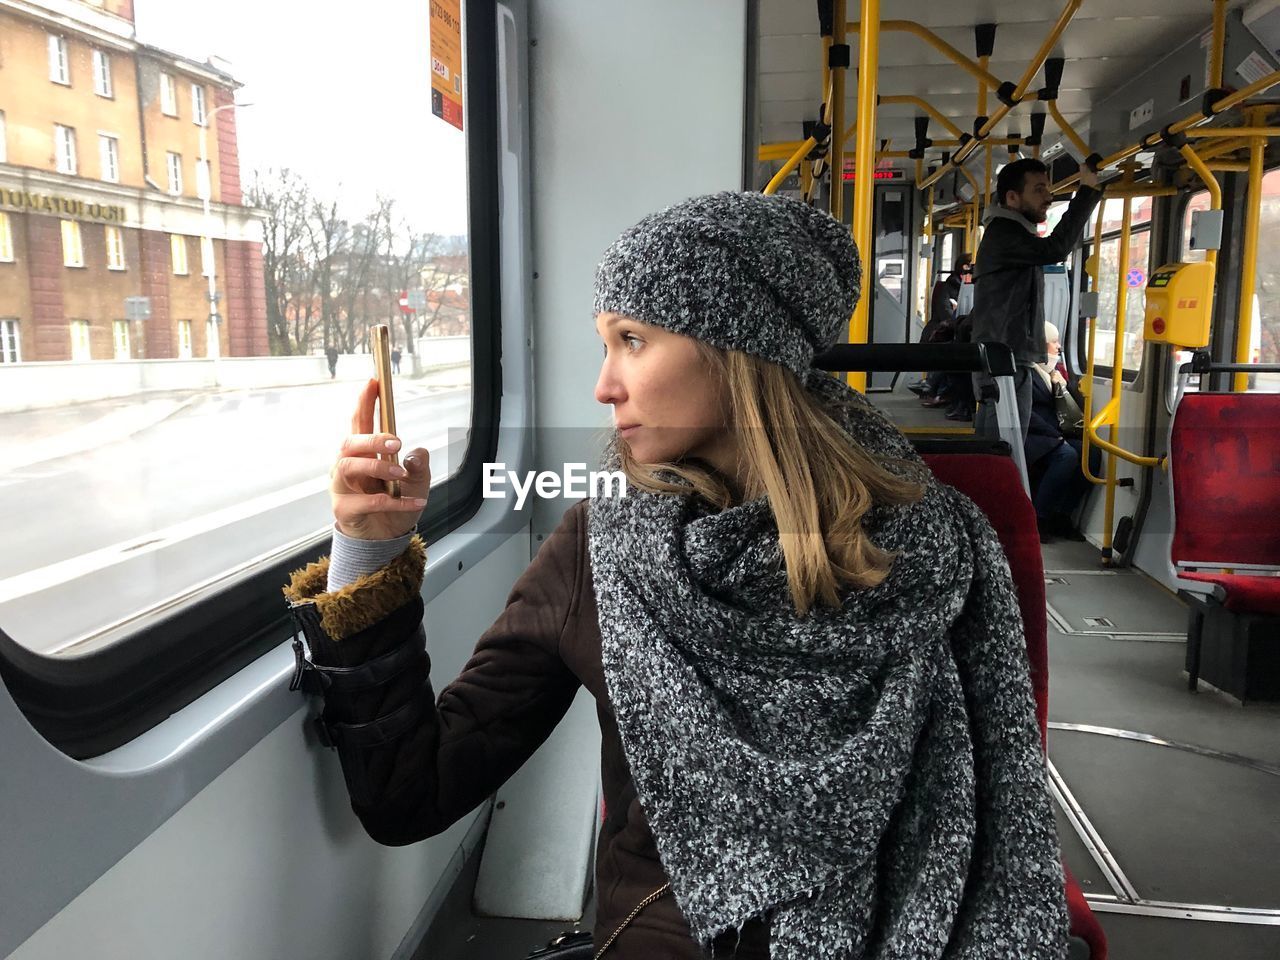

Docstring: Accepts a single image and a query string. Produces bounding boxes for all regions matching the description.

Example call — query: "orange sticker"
[430,0,463,131]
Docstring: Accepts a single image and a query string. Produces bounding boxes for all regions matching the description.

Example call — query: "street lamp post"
[198,100,252,360]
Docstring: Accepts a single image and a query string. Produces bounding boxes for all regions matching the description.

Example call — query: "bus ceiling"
[756,0,1280,200]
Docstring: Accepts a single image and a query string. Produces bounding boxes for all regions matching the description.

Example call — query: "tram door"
[844,183,915,390]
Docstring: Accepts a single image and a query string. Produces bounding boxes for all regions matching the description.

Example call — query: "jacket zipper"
[592,882,672,959]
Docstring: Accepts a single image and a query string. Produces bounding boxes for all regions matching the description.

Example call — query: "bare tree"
[248,168,319,355]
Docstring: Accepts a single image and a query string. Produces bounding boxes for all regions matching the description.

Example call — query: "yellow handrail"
[917,0,1084,190]
[763,137,817,195]
[1051,70,1280,194]
[847,20,1001,89]
[1080,212,1106,485]
[847,0,878,393]
[1185,127,1280,138]
[877,95,963,139]
[1046,100,1090,158]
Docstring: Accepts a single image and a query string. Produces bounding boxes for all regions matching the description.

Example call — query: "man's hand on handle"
[330,378,431,540]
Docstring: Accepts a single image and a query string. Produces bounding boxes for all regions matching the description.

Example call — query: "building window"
[55,124,78,175]
[48,35,70,85]
[160,72,178,116]
[61,219,84,267]
[166,151,183,195]
[70,320,92,361]
[0,212,13,262]
[0,319,19,363]
[196,159,212,200]
[93,49,113,98]
[113,319,130,359]
[98,134,120,183]
[105,225,126,270]
[200,236,214,277]
[177,319,192,358]
[192,84,207,126]
[170,234,189,274]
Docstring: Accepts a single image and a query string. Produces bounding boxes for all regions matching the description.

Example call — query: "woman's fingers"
[338,431,402,460]
[332,454,411,492]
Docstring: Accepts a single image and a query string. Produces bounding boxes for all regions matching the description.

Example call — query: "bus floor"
[417,537,1280,960]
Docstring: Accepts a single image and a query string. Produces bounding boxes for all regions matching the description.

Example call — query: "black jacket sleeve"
[988,186,1102,267]
[283,509,585,846]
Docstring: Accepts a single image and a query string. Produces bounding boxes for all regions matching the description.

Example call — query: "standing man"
[325,345,339,380]
[391,346,402,375]
[971,158,1101,440]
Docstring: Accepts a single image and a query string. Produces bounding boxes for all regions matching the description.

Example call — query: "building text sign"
[0,189,127,223]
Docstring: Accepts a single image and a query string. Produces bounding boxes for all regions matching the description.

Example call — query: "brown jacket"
[285,500,770,959]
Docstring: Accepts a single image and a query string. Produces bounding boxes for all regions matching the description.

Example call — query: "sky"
[132,0,470,236]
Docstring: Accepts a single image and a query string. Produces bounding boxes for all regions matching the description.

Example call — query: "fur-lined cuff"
[283,535,426,641]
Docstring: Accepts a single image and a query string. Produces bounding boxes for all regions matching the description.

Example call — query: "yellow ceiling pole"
[1234,110,1267,391]
[829,0,849,220]
[848,0,879,393]
[1210,0,1227,90]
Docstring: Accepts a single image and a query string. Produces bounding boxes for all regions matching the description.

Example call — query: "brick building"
[0,0,266,363]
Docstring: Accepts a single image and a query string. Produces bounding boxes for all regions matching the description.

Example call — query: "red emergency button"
[1153,317,1166,335]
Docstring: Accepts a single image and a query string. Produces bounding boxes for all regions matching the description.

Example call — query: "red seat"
[923,453,1107,960]
[1169,392,1280,698]
[1178,571,1280,615]
[1170,391,1280,597]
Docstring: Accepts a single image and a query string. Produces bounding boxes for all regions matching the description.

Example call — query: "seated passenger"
[285,192,1071,959]
[1027,321,1100,542]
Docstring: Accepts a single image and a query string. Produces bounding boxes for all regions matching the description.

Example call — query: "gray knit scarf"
[587,373,1069,959]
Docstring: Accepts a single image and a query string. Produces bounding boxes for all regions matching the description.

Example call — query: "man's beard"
[1019,201,1048,224]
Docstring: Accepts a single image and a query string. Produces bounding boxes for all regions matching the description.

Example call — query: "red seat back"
[1171,392,1280,568]
[922,453,1048,745]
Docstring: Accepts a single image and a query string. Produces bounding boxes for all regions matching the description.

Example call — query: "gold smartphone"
[370,324,401,499]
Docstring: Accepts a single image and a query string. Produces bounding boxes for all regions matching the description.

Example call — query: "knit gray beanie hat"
[592,191,861,379]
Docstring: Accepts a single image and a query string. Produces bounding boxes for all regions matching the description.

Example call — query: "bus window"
[0,0,481,660]
[1247,167,1280,391]
[1084,199,1153,378]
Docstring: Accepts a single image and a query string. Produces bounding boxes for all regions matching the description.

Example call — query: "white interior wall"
[528,0,749,538]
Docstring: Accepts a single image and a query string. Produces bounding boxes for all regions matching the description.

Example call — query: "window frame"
[170,233,189,275]
[0,1,505,759]
[98,133,120,183]
[160,72,178,116]
[69,319,92,361]
[0,212,14,262]
[192,84,207,127]
[166,151,183,195]
[176,318,193,358]
[1078,210,1154,383]
[48,34,70,85]
[112,319,130,359]
[105,225,126,270]
[0,319,20,363]
[60,219,84,268]
[93,48,113,98]
[54,124,78,175]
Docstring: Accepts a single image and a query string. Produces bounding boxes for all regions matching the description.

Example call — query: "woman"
[1026,322,1100,542]
[285,192,1070,959]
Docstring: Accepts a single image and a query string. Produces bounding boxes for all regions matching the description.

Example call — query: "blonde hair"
[619,344,925,615]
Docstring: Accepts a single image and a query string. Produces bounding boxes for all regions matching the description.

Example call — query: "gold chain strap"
[592,882,672,960]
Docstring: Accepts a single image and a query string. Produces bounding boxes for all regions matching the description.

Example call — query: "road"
[0,380,472,654]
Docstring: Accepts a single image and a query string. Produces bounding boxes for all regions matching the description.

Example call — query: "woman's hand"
[330,379,431,540]
[1051,368,1067,389]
